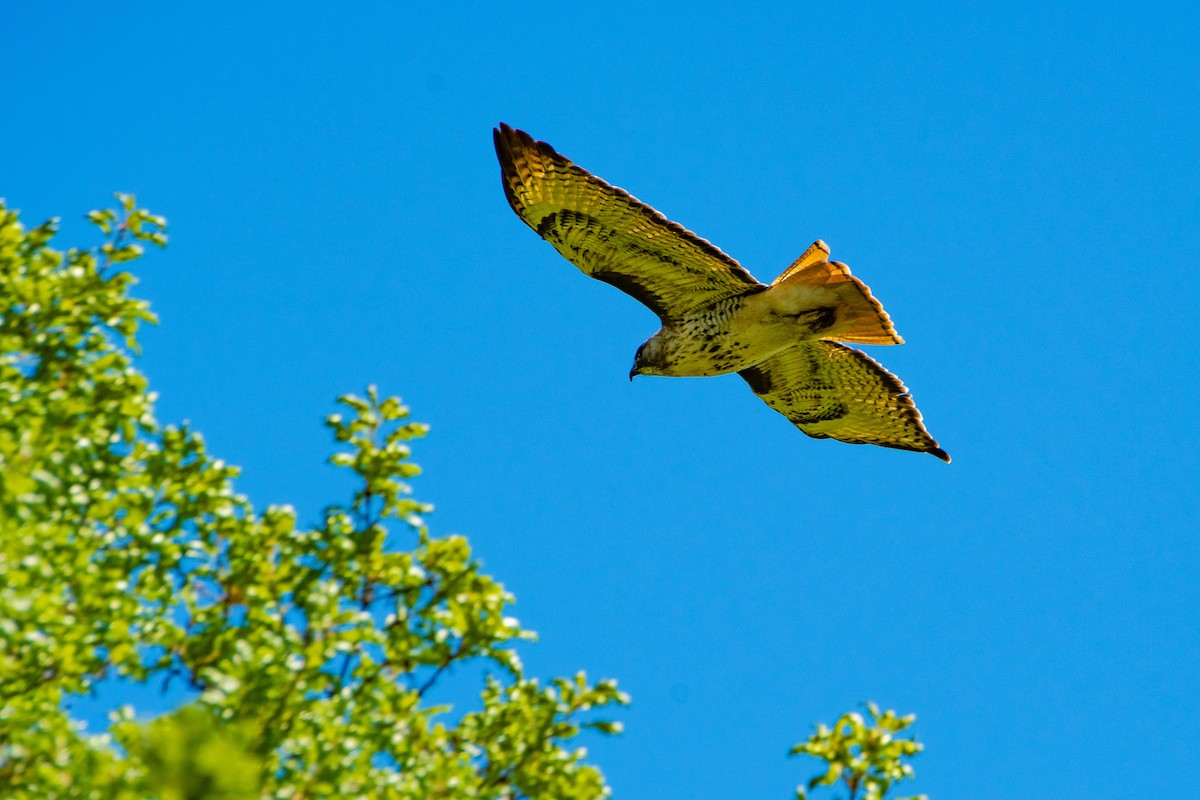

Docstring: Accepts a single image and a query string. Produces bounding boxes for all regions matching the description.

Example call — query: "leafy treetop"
[791,702,926,800]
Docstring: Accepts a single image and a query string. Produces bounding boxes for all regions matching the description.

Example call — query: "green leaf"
[87,208,115,235]
[107,243,144,263]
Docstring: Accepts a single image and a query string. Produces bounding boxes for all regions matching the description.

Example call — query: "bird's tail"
[772,241,903,345]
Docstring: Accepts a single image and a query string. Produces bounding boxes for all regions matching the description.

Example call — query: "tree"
[0,195,628,798]
[790,703,926,800]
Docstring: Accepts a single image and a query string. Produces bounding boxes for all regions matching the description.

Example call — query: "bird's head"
[629,336,668,380]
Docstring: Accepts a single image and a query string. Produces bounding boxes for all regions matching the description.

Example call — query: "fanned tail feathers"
[772,240,903,345]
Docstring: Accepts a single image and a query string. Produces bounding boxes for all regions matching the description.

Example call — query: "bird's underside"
[493,123,949,462]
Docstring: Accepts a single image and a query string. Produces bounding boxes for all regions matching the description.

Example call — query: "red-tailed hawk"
[494,123,949,462]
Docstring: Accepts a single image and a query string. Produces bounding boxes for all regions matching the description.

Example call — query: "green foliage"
[120,706,263,800]
[791,703,926,800]
[0,196,627,798]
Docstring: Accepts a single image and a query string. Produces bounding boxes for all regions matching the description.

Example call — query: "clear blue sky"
[6,2,1199,797]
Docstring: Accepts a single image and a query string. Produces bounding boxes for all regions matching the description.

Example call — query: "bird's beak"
[629,365,640,381]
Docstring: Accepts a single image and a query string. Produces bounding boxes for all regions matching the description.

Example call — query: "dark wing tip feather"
[493,123,543,176]
[493,123,521,172]
[493,123,533,221]
[492,122,513,163]
[873,440,951,462]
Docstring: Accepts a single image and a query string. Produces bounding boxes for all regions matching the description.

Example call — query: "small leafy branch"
[791,703,926,800]
[87,191,169,254]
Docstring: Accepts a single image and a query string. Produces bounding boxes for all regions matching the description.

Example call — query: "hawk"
[493,123,949,462]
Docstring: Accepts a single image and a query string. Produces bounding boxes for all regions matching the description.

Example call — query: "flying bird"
[493,123,949,462]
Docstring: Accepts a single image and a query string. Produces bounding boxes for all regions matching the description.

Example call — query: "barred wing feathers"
[739,342,950,461]
[494,123,763,322]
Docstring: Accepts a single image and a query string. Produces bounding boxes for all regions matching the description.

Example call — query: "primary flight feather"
[493,123,949,462]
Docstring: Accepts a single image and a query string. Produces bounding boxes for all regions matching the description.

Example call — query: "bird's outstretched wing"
[739,341,949,461]
[494,123,764,322]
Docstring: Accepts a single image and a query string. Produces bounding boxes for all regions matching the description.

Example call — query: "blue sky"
[6,2,1199,797]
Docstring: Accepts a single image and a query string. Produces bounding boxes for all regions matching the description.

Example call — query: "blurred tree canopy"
[0,196,627,798]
